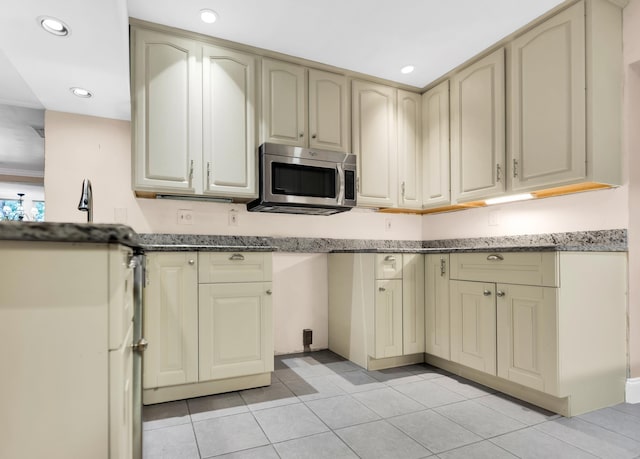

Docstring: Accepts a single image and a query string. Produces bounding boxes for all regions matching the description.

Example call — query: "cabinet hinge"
[513,159,519,178]
[496,164,502,183]
[440,258,446,277]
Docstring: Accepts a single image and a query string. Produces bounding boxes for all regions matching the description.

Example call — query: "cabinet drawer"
[109,246,134,350]
[450,252,557,287]
[198,252,272,283]
[375,254,402,279]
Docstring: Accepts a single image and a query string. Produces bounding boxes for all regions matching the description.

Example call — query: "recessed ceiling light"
[400,65,415,74]
[200,9,218,24]
[38,16,70,37]
[70,87,92,98]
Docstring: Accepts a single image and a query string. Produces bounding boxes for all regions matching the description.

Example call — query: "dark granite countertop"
[0,222,140,249]
[138,229,626,254]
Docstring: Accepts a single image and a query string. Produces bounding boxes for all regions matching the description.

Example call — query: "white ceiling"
[0,0,568,122]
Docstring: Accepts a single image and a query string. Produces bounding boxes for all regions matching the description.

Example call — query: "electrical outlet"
[488,210,500,226]
[385,218,392,232]
[177,209,193,225]
[228,209,239,226]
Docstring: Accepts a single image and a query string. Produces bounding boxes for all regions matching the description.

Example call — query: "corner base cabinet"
[0,241,134,459]
[143,251,273,404]
[429,251,627,417]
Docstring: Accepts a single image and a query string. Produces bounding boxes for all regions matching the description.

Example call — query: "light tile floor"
[143,350,640,458]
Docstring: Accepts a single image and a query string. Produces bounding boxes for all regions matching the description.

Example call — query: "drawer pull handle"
[483,289,492,296]
[497,290,506,297]
[131,338,148,353]
[487,254,504,261]
[384,255,396,262]
[229,254,245,261]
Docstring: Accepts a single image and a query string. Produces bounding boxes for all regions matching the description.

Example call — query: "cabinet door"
[496,284,559,395]
[425,254,451,360]
[131,28,201,193]
[402,254,425,355]
[450,280,496,375]
[451,48,505,202]
[262,58,306,146]
[110,325,133,459]
[509,2,585,191]
[422,81,451,208]
[143,253,198,389]
[309,69,349,152]
[373,279,403,359]
[352,80,398,207]
[398,90,423,209]
[199,282,273,380]
[202,45,257,198]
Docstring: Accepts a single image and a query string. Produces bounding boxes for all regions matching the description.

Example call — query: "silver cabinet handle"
[188,159,194,187]
[188,259,195,265]
[496,163,502,182]
[127,255,138,269]
[513,158,519,178]
[401,181,406,198]
[266,289,272,295]
[487,254,504,261]
[384,255,396,262]
[379,287,386,292]
[229,253,245,261]
[497,290,505,297]
[483,289,492,296]
[131,338,148,353]
[207,162,212,186]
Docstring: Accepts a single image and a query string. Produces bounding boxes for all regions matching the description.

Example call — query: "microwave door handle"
[336,164,345,203]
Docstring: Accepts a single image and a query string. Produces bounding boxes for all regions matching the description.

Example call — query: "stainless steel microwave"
[247,143,357,215]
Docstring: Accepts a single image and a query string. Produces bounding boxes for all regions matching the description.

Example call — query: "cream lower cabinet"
[0,242,134,459]
[449,280,497,375]
[143,251,273,404]
[428,251,627,416]
[328,253,424,370]
[425,254,451,359]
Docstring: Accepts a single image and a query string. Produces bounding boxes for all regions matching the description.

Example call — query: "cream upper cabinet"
[449,280,497,375]
[143,252,199,389]
[199,282,273,380]
[451,48,505,202]
[509,2,585,192]
[202,45,257,198]
[131,26,258,199]
[262,58,307,146]
[131,28,201,193]
[425,254,450,360]
[398,90,422,209]
[309,69,349,152]
[422,81,451,208]
[352,80,398,208]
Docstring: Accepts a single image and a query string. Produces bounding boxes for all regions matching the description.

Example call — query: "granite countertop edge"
[0,223,626,253]
[137,229,627,253]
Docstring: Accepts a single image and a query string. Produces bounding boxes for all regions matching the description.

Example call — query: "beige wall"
[624,0,640,379]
